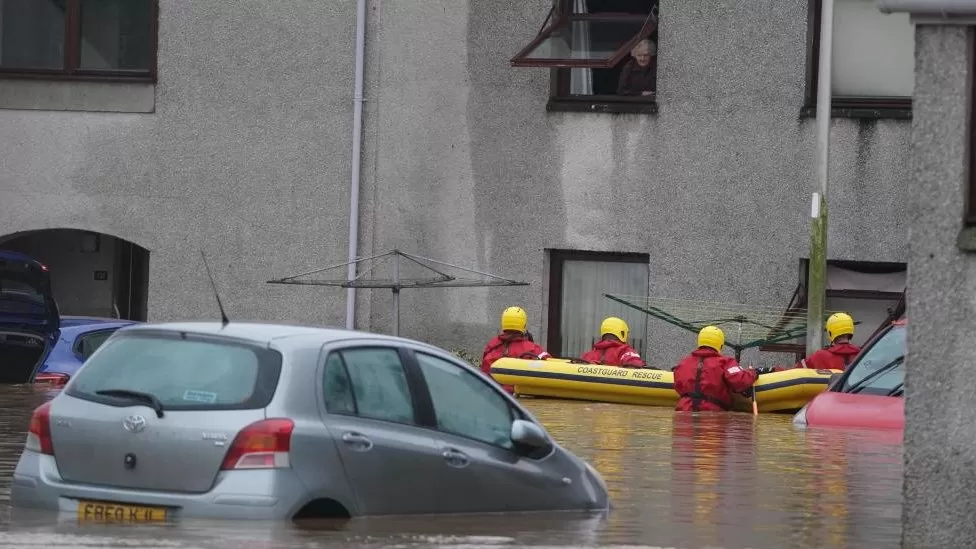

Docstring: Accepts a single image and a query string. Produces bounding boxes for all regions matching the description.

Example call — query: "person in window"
[481,306,552,393]
[580,317,647,368]
[672,326,758,412]
[617,39,657,97]
[797,312,861,371]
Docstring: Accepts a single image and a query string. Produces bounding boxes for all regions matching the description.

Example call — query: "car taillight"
[220,418,294,470]
[34,373,69,386]
[26,401,54,455]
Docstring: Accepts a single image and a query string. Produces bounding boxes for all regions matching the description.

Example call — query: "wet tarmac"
[0,386,902,549]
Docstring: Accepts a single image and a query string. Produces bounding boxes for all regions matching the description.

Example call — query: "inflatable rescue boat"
[490,358,839,413]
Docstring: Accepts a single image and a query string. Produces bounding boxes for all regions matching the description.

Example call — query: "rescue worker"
[480,307,551,392]
[673,325,758,412]
[581,317,646,368]
[799,312,861,371]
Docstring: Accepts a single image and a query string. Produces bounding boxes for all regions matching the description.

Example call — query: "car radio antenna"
[200,251,230,327]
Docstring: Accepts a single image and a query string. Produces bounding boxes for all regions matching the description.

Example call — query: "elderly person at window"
[617,39,657,97]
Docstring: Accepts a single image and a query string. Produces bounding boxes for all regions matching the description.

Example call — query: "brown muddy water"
[0,386,902,549]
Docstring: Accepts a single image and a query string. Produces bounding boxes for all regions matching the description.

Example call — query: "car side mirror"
[511,419,552,452]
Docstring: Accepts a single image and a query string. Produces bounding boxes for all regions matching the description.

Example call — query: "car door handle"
[341,432,373,452]
[442,448,469,469]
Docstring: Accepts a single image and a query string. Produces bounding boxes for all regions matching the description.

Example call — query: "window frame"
[511,0,660,114]
[802,0,913,120]
[545,249,650,357]
[0,0,159,83]
[967,33,976,227]
[71,327,121,361]
[318,345,430,427]
[407,349,522,451]
[759,259,906,360]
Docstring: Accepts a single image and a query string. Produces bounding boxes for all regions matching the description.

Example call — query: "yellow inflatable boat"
[490,358,839,413]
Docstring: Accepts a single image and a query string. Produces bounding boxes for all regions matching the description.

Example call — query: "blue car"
[34,316,140,385]
[1,249,139,385]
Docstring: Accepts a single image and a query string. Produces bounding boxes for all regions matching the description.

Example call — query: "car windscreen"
[841,324,907,396]
[65,332,283,410]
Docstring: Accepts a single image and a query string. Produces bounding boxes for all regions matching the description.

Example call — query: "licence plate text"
[77,500,168,523]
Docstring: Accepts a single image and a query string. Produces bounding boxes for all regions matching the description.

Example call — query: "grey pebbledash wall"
[0,0,909,367]
[902,24,976,548]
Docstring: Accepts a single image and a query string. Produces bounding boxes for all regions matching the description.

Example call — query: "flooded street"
[0,387,902,549]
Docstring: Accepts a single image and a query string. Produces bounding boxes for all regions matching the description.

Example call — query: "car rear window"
[65,332,283,410]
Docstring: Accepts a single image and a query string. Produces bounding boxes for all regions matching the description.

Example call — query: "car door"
[318,345,442,516]
[407,350,584,513]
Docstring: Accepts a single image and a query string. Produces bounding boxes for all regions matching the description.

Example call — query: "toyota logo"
[122,415,147,433]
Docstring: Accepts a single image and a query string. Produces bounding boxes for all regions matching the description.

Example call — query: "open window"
[760,260,906,361]
[511,0,659,114]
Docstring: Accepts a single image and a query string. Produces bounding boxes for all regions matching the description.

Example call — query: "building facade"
[883,0,976,545]
[0,0,912,366]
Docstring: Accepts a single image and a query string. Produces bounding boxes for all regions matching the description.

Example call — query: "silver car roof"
[118,321,447,352]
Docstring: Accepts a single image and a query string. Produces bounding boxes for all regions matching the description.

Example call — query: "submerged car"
[793,318,907,431]
[0,250,60,384]
[11,321,609,521]
[34,317,141,386]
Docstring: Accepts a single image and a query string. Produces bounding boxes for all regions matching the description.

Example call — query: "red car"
[793,318,907,432]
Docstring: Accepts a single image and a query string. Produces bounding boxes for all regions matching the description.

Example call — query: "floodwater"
[0,386,902,549]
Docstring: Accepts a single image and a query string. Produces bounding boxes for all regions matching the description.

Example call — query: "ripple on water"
[0,388,902,548]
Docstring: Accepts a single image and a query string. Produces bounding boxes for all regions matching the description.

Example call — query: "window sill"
[800,101,912,120]
[0,77,155,113]
[0,71,154,84]
[956,226,976,252]
[547,96,658,115]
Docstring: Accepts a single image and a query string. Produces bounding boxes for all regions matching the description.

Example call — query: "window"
[805,0,914,117]
[760,260,906,359]
[840,323,906,395]
[74,329,117,360]
[511,0,659,114]
[0,0,157,80]
[414,352,515,449]
[546,249,649,358]
[66,332,283,409]
[335,347,416,425]
[322,353,357,415]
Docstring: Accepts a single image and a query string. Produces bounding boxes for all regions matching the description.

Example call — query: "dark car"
[0,250,60,384]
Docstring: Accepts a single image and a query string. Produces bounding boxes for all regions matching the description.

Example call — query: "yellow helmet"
[600,317,629,342]
[500,306,528,333]
[698,325,725,352]
[825,312,854,342]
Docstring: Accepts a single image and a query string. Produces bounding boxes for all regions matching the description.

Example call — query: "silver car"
[10,322,609,521]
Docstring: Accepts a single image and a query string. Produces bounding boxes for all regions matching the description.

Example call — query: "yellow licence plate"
[76,500,168,523]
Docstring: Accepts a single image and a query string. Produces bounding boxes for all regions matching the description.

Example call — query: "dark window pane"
[0,0,67,70]
[79,0,151,71]
[577,0,654,15]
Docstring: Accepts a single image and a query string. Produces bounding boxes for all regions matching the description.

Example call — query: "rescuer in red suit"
[580,317,647,368]
[798,312,861,372]
[673,325,759,412]
[481,306,551,393]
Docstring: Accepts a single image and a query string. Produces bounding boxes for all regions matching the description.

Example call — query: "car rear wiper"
[848,356,905,394]
[95,389,165,418]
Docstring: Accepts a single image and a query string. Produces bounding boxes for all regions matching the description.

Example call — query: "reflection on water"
[0,388,901,548]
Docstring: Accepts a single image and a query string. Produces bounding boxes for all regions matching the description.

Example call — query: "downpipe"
[345,0,367,330]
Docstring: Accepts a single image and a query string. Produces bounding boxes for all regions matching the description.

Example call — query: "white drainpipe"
[345,0,367,330]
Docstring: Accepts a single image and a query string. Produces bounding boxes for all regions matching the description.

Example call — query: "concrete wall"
[0,0,357,327]
[358,0,911,365]
[903,24,974,548]
[0,0,911,366]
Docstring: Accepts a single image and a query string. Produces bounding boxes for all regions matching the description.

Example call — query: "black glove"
[754,366,777,375]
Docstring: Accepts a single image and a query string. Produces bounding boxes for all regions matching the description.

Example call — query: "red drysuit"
[800,343,861,372]
[673,348,758,412]
[480,333,551,393]
[581,339,645,368]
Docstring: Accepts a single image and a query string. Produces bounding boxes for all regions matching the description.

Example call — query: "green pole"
[807,198,827,355]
